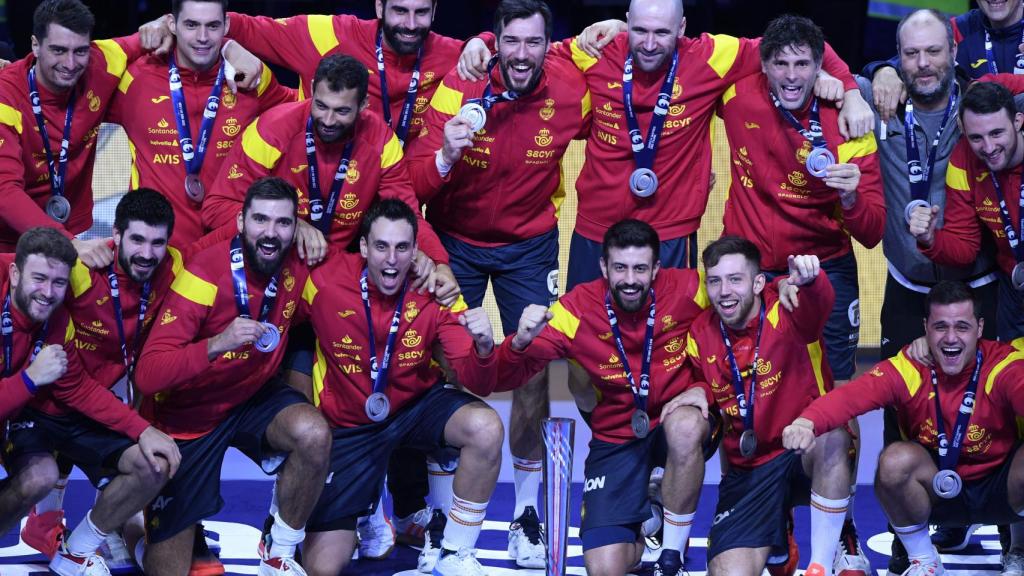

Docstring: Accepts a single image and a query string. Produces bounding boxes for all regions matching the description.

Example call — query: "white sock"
[442,495,488,552]
[66,510,107,557]
[36,476,69,514]
[809,492,849,567]
[426,458,455,514]
[512,457,542,519]
[845,484,856,521]
[662,509,694,553]
[268,511,305,559]
[893,522,936,562]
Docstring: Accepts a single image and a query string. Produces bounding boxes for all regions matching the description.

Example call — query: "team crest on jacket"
[222,118,241,137]
[796,141,811,165]
[222,89,237,109]
[422,70,436,85]
[282,268,296,292]
[340,193,359,211]
[669,103,686,117]
[672,79,682,99]
[401,329,422,348]
[755,359,772,376]
[345,160,360,184]
[414,96,429,114]
[539,98,555,121]
[662,315,677,331]
[664,337,683,353]
[87,90,101,112]
[788,171,808,187]
[534,128,553,147]
[404,301,419,322]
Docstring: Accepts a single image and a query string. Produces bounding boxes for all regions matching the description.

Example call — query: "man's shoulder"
[423,30,465,61]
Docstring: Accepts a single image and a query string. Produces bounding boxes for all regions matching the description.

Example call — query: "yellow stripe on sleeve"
[807,341,826,396]
[240,118,282,170]
[301,276,318,306]
[685,332,700,359]
[117,70,134,94]
[707,34,741,79]
[721,84,737,106]
[167,247,184,278]
[429,81,464,116]
[945,162,970,192]
[693,267,710,309]
[94,39,129,78]
[0,103,23,134]
[837,133,878,163]
[548,301,580,340]
[70,260,93,298]
[311,339,327,407]
[767,301,781,329]
[448,295,468,313]
[171,269,218,307]
[380,133,404,169]
[63,318,75,344]
[569,38,599,72]
[581,90,591,120]
[890,351,923,397]
[985,350,1024,395]
[256,63,273,97]
[306,14,340,56]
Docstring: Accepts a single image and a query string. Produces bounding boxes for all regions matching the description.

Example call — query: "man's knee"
[283,408,332,464]
[124,450,171,488]
[662,406,709,452]
[454,405,504,456]
[877,441,928,485]
[11,454,59,501]
[816,426,852,468]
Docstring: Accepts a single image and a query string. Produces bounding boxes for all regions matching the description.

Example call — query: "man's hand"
[25,344,68,387]
[905,335,933,366]
[814,69,845,102]
[907,204,940,248]
[871,66,906,125]
[222,39,263,94]
[777,278,800,312]
[294,219,328,267]
[459,307,494,356]
[72,238,115,269]
[0,59,10,71]
[576,19,626,58]
[837,89,874,139]
[511,304,552,351]
[441,116,476,167]
[660,386,709,420]
[428,264,461,306]
[782,417,817,453]
[410,251,437,293]
[457,37,492,81]
[787,254,820,287]
[823,162,861,208]
[140,16,174,56]
[207,317,268,360]
[137,426,182,477]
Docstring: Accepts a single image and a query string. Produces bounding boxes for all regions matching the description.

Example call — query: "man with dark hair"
[0,0,151,262]
[499,218,716,576]
[0,225,182,576]
[404,0,591,567]
[135,176,332,576]
[106,0,295,248]
[785,280,1024,575]
[685,236,851,576]
[297,197,503,576]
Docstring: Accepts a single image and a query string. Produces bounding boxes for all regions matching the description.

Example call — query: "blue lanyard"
[303,116,355,235]
[622,50,678,172]
[105,264,151,380]
[988,165,1024,263]
[2,292,48,377]
[604,289,655,413]
[719,301,765,433]
[27,67,75,200]
[467,56,520,110]
[984,24,1024,74]
[360,268,407,395]
[931,348,983,472]
[375,28,422,147]
[903,83,958,203]
[770,91,827,150]
[228,235,280,323]
[168,53,225,178]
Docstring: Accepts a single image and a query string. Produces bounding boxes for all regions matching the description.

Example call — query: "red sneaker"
[21,508,66,559]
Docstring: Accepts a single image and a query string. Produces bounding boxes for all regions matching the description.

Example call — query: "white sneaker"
[901,557,944,576]
[396,507,432,547]
[97,533,135,574]
[258,556,307,576]
[1003,548,1024,576]
[833,522,871,576]
[431,547,486,576]
[356,509,396,560]
[417,509,446,573]
[507,506,545,569]
[49,546,112,576]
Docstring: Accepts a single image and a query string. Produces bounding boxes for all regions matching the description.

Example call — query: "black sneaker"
[508,506,545,569]
[931,524,979,552]
[416,509,446,572]
[888,534,909,575]
[653,548,686,576]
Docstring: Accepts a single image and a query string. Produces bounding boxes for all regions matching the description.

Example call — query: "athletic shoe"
[49,544,112,576]
[21,507,66,558]
[1002,548,1024,576]
[507,505,545,569]
[97,533,135,575]
[766,510,798,576]
[258,556,306,576]
[889,533,910,575]
[930,524,979,552]
[652,549,685,576]
[356,510,396,560]
[417,509,446,573]
[190,523,225,576]
[432,547,486,576]
[900,558,944,576]
[804,562,828,576]
[396,507,432,547]
[834,520,872,576]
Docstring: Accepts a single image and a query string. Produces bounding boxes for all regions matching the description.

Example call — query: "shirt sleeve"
[781,273,835,344]
[921,143,983,267]
[0,371,33,422]
[253,64,298,112]
[405,77,459,203]
[800,359,902,434]
[435,305,498,396]
[203,115,277,231]
[0,113,75,239]
[376,135,449,264]
[838,131,885,248]
[225,12,334,73]
[495,300,575,389]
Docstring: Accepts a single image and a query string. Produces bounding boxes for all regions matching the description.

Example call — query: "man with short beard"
[404,0,591,568]
[498,219,716,576]
[0,226,182,576]
[134,177,332,576]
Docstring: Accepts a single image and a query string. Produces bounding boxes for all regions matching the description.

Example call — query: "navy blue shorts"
[929,446,1020,527]
[144,382,309,543]
[707,450,811,560]
[307,383,478,532]
[281,321,315,377]
[4,408,134,488]
[440,229,559,335]
[765,251,860,380]
[566,231,698,292]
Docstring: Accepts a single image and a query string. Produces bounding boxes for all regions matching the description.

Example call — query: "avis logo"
[583,475,605,493]
[151,495,174,511]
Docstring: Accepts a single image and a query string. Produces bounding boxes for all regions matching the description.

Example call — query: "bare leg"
[0,453,58,534]
[143,524,195,576]
[874,441,937,526]
[443,402,503,504]
[302,529,356,576]
[660,406,708,515]
[708,546,771,576]
[583,540,644,576]
[263,403,331,529]
[90,446,170,533]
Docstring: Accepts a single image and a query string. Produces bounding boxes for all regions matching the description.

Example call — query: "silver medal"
[1013,262,1024,291]
[45,196,71,224]
[932,469,962,499]
[630,409,650,439]
[739,429,757,458]
[629,168,658,198]
[254,322,280,353]
[805,147,835,178]
[365,391,391,422]
[904,199,931,226]
[458,103,487,132]
[185,173,205,203]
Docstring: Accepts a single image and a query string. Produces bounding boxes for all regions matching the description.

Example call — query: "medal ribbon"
[622,50,678,172]
[375,28,423,147]
[168,53,225,180]
[106,264,151,404]
[903,83,958,204]
[984,23,1024,74]
[466,56,521,111]
[987,164,1024,263]
[719,301,766,434]
[604,288,655,414]
[27,67,76,202]
[931,348,983,472]
[360,268,407,396]
[228,235,280,323]
[2,292,49,377]
[303,116,356,236]
[770,91,828,153]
